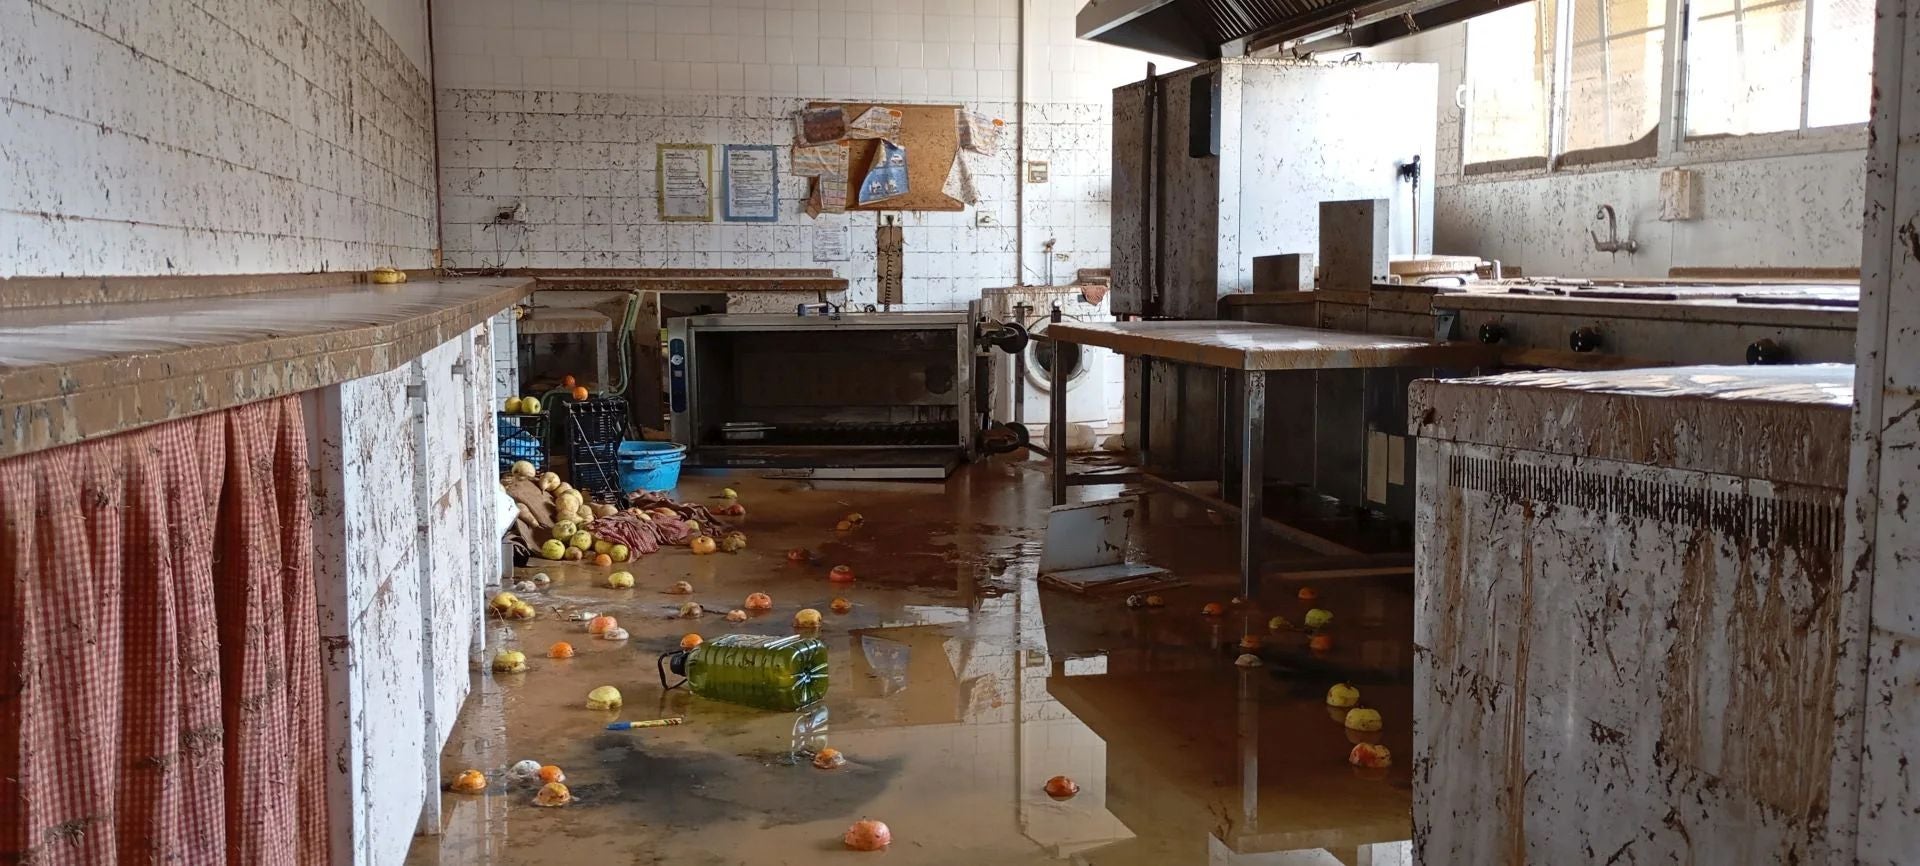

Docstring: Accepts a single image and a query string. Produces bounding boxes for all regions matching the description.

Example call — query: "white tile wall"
[1,0,438,277]
[432,0,1181,308]
[1363,20,1864,276]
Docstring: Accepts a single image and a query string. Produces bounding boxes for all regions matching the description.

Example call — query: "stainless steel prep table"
[1043,319,1494,597]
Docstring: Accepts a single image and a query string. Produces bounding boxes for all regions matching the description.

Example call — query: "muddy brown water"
[406,459,1414,865]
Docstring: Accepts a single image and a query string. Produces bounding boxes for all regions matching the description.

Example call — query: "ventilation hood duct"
[1076,0,1498,59]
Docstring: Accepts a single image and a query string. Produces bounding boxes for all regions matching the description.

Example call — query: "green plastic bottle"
[658,634,829,711]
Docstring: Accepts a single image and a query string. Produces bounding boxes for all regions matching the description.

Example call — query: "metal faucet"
[1590,205,1638,254]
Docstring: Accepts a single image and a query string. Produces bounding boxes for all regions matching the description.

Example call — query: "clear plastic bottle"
[658,634,829,711]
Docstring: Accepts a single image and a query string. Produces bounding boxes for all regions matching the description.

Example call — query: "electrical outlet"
[975,211,997,227]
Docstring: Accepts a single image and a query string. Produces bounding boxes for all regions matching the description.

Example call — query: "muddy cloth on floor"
[626,492,730,534]
[0,396,327,865]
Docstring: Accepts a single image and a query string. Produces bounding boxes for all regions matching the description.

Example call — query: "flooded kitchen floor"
[406,458,1414,866]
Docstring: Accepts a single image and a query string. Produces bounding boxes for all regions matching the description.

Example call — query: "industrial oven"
[666,312,976,479]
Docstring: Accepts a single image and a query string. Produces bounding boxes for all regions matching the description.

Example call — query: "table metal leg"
[594,333,610,390]
[1050,338,1070,505]
[1137,357,1152,470]
[1219,368,1238,501]
[1238,371,1266,599]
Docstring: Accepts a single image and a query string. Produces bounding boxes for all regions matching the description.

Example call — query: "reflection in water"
[406,464,1412,865]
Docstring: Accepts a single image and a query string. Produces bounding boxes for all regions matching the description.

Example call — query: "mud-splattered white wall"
[0,0,438,277]
[1841,0,1920,858]
[307,321,499,866]
[430,0,1180,308]
[1364,24,1866,278]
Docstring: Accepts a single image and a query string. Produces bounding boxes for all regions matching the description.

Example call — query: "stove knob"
[1477,322,1507,344]
[1747,338,1788,365]
[1569,327,1603,353]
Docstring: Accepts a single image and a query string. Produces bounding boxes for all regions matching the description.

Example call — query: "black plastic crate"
[497,414,549,471]
[561,397,628,448]
[567,438,621,496]
[571,458,621,497]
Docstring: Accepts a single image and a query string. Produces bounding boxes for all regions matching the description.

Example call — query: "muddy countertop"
[0,276,533,459]
[1047,320,1495,371]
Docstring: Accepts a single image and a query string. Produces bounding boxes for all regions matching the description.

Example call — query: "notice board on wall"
[807,102,966,212]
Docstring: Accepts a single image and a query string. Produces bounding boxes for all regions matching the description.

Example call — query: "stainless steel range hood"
[1076,0,1502,59]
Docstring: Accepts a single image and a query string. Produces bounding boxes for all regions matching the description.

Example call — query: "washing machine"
[980,285,1118,438]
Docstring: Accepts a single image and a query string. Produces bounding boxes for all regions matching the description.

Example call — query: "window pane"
[1807,0,1872,126]
[1565,0,1665,151]
[1685,0,1808,135]
[1464,1,1556,164]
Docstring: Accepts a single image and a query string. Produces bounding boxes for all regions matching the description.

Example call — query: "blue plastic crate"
[497,414,548,471]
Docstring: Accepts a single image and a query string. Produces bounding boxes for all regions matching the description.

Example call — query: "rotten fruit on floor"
[451,770,487,793]
[725,609,748,623]
[1238,634,1262,650]
[787,547,811,562]
[548,642,576,659]
[794,608,822,628]
[588,615,618,636]
[1268,615,1291,631]
[1348,743,1392,768]
[1304,608,1333,630]
[538,764,566,783]
[1297,586,1318,601]
[601,626,630,641]
[1343,708,1383,732]
[605,571,634,589]
[680,633,703,649]
[813,747,846,769]
[667,581,694,595]
[844,819,891,851]
[829,565,855,582]
[1310,633,1335,652]
[491,650,528,673]
[745,592,773,610]
[690,535,718,555]
[1201,602,1224,616]
[534,782,572,807]
[1044,775,1079,799]
[585,685,622,710]
[1326,683,1360,707]
[830,597,852,614]
[1234,653,1262,668]
[678,602,704,618]
[720,530,748,552]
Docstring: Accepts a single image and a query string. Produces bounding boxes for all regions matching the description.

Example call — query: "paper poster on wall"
[956,110,1003,155]
[794,107,848,145]
[812,224,849,261]
[857,141,909,206]
[656,143,714,222]
[722,145,779,222]
[847,106,904,140]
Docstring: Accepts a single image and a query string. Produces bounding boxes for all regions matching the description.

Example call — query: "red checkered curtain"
[0,396,328,865]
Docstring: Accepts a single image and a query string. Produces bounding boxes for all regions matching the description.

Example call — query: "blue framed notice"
[722,145,779,222]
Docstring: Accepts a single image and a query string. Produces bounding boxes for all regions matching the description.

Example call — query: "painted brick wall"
[1364,22,1865,277]
[431,0,1177,308]
[0,0,438,277]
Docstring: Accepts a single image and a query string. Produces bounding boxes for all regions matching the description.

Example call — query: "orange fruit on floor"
[1310,633,1335,652]
[1201,602,1224,616]
[829,565,855,582]
[745,592,773,610]
[592,553,612,567]
[1297,586,1318,601]
[571,386,589,401]
[451,769,487,793]
[588,615,618,636]
[562,374,577,388]
[844,820,892,851]
[1044,775,1080,798]
[680,633,703,650]
[538,764,566,783]
[548,641,575,659]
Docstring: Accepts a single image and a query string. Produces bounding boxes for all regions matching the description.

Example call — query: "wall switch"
[1026,160,1049,183]
[975,211,997,226]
